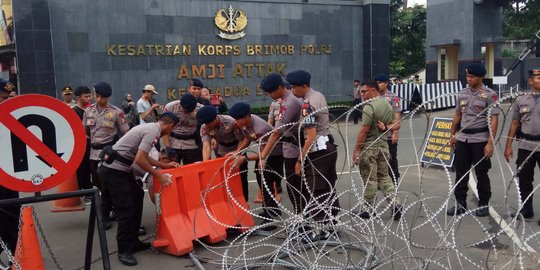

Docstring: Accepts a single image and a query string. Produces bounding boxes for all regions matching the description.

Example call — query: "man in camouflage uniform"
[83,82,130,229]
[353,80,401,220]
[505,67,540,221]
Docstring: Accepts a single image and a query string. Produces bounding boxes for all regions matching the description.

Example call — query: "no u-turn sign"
[0,94,86,192]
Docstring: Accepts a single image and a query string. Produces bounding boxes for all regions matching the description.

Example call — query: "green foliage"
[502,48,519,58]
[390,0,426,77]
[503,0,540,39]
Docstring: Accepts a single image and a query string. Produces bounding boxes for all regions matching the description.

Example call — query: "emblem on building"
[214,5,247,40]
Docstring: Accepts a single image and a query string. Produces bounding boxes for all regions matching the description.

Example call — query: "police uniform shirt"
[455,86,500,143]
[200,115,244,156]
[104,123,161,173]
[353,86,361,99]
[300,89,331,153]
[83,104,129,160]
[243,115,283,156]
[512,94,540,152]
[268,99,282,125]
[381,90,401,138]
[275,90,302,159]
[164,101,203,150]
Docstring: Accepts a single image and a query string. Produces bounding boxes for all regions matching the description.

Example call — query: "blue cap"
[528,67,540,76]
[159,112,180,125]
[374,74,389,82]
[196,106,217,124]
[229,102,251,119]
[286,70,311,86]
[190,78,204,88]
[260,73,284,93]
[93,82,112,97]
[180,94,197,112]
[466,63,486,77]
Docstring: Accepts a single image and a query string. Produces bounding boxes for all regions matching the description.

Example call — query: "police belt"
[114,155,134,166]
[219,140,238,147]
[281,134,334,145]
[170,132,197,140]
[520,132,540,141]
[91,140,116,150]
[461,127,489,134]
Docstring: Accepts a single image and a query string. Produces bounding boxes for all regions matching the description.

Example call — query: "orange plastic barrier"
[12,206,45,270]
[50,173,85,212]
[152,157,255,256]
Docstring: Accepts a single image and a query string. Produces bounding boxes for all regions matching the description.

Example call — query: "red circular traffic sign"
[0,94,87,192]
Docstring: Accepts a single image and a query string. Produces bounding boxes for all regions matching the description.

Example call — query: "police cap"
[528,67,540,77]
[62,86,73,95]
[260,73,284,93]
[180,94,197,112]
[196,106,217,124]
[374,74,389,82]
[286,70,311,86]
[190,78,204,88]
[466,63,486,77]
[229,102,251,119]
[93,82,112,97]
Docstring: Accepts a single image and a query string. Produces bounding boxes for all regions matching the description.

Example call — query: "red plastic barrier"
[152,157,255,256]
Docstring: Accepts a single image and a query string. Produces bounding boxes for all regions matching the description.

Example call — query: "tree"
[390,0,426,78]
[503,0,540,39]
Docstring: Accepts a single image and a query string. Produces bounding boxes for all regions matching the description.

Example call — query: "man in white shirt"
[137,84,160,124]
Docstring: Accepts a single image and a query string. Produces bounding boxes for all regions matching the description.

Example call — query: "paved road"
[1,105,539,269]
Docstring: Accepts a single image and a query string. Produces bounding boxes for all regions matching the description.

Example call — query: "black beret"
[528,67,540,76]
[286,70,311,86]
[466,63,486,77]
[74,86,90,97]
[229,102,251,119]
[159,112,180,125]
[196,106,217,124]
[374,74,389,82]
[190,78,204,88]
[260,73,284,93]
[0,79,12,93]
[180,94,197,112]
[93,82,112,97]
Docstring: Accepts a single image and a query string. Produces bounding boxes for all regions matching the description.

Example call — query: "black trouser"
[98,166,144,254]
[76,144,93,190]
[352,99,361,124]
[258,155,284,193]
[304,143,341,222]
[90,160,113,219]
[454,141,492,206]
[0,186,19,255]
[255,155,284,217]
[516,149,540,213]
[284,157,304,215]
[175,148,202,165]
[387,140,400,185]
[217,154,249,200]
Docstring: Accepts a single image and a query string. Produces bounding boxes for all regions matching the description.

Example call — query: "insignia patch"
[520,107,530,113]
[105,112,114,118]
[86,119,95,126]
[460,100,467,106]
[491,95,498,102]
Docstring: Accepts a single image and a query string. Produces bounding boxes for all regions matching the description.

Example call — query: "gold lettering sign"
[214,5,247,40]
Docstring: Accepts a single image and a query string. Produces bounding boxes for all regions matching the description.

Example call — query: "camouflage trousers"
[358,145,400,206]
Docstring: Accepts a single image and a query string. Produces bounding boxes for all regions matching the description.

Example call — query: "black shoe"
[393,205,403,220]
[447,204,467,216]
[109,211,117,221]
[103,219,113,231]
[352,210,373,219]
[132,241,151,253]
[118,253,137,266]
[475,205,489,217]
[300,231,321,244]
[511,208,534,219]
[138,226,147,236]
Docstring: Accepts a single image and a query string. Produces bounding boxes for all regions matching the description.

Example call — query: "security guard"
[288,70,341,240]
[259,74,303,217]
[374,74,402,185]
[229,102,283,229]
[504,67,540,220]
[352,80,401,220]
[97,112,179,266]
[163,94,203,164]
[352,79,362,124]
[448,63,500,217]
[83,82,130,228]
[0,79,19,257]
[197,106,249,199]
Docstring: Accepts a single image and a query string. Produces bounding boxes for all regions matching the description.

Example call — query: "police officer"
[352,80,402,220]
[504,67,540,220]
[197,106,249,199]
[73,86,94,193]
[259,74,303,218]
[448,63,500,217]
[0,79,19,257]
[163,94,203,164]
[352,79,362,124]
[267,96,284,193]
[190,79,211,106]
[97,112,179,266]
[62,85,76,107]
[287,70,341,240]
[83,82,130,228]
[229,102,283,230]
[374,74,402,185]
